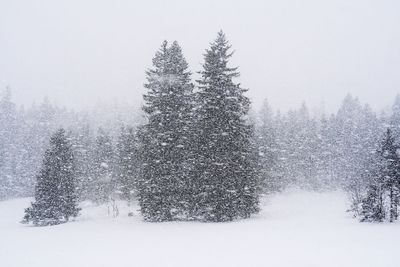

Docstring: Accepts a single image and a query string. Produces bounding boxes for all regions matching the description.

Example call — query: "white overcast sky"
[0,0,399,113]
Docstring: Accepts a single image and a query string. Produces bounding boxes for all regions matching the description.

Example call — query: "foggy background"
[0,0,399,113]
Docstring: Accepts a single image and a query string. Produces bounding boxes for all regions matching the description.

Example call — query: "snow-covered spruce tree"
[194,31,260,222]
[360,129,399,222]
[22,129,80,226]
[138,41,195,221]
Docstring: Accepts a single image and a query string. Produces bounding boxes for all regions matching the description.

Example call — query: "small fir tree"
[22,129,80,226]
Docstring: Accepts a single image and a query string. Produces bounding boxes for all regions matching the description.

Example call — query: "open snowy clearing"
[1,190,399,267]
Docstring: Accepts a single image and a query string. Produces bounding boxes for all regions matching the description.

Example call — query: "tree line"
[255,95,400,222]
[1,31,400,225]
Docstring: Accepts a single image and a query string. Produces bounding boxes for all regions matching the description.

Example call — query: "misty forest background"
[1,32,400,224]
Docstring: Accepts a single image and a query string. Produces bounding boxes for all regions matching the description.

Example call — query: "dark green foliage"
[138,40,195,221]
[193,31,260,221]
[22,129,80,226]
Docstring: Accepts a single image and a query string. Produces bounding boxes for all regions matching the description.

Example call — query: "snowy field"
[1,190,399,267]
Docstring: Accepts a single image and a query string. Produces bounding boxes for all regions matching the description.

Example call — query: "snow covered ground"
[1,190,399,267]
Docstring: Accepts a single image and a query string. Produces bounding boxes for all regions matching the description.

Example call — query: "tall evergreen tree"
[194,31,259,221]
[22,129,80,226]
[138,40,195,221]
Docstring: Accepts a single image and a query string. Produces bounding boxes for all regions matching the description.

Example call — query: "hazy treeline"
[255,95,387,192]
[256,94,400,222]
[3,91,399,219]
[0,90,142,199]
[1,85,399,199]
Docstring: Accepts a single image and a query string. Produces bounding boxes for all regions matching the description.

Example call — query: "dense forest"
[1,32,400,224]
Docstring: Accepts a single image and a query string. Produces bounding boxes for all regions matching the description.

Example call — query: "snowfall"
[1,190,399,267]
